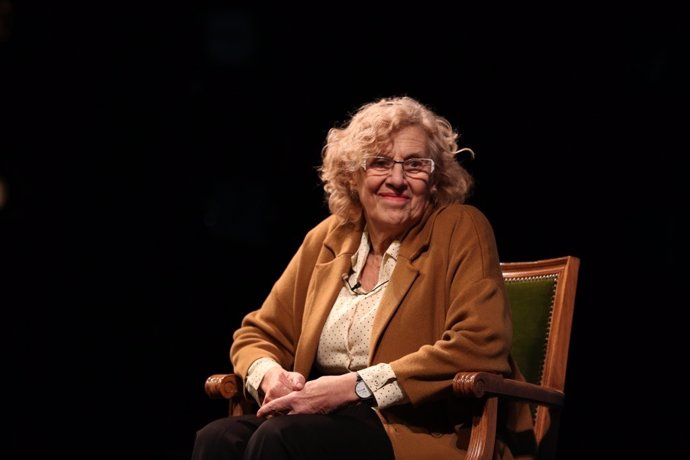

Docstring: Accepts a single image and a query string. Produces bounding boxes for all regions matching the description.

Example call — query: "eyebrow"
[379,152,427,158]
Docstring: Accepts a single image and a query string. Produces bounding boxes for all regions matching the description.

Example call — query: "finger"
[290,377,304,390]
[256,405,270,417]
[258,405,285,418]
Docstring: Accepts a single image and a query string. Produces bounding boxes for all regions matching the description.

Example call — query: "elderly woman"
[192,96,535,460]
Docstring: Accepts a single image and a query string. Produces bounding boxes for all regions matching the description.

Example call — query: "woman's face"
[356,125,434,240]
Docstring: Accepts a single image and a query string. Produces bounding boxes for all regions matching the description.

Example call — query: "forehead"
[387,125,429,154]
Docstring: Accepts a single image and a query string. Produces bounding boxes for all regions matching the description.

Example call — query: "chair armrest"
[205,373,240,400]
[205,373,258,416]
[453,372,564,407]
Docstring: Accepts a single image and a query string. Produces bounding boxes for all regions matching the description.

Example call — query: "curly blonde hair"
[319,96,474,223]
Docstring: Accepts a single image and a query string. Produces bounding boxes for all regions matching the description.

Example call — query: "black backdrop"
[1,2,686,459]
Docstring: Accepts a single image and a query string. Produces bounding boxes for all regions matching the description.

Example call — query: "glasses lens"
[365,156,394,172]
[403,158,433,174]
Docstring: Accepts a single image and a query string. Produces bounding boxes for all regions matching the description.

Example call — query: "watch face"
[356,379,373,399]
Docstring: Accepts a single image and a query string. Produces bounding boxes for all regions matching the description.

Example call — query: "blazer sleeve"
[387,205,512,405]
[229,218,334,380]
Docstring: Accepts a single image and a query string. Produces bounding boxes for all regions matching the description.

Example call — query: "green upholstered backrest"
[505,275,557,386]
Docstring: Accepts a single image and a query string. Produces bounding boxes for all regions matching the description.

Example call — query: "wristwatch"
[355,374,375,405]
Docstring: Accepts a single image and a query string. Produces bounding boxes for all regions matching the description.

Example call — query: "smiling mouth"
[379,194,409,204]
[380,193,408,199]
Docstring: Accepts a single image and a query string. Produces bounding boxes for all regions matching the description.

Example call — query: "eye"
[404,158,426,171]
[368,156,393,169]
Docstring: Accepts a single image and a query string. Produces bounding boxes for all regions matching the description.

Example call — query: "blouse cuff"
[357,363,405,409]
[246,357,281,404]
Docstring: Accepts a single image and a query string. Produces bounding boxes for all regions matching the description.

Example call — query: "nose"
[386,162,407,186]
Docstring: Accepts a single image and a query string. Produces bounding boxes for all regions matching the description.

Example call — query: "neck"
[367,234,395,256]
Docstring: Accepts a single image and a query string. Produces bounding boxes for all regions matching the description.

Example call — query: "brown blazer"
[231,204,535,459]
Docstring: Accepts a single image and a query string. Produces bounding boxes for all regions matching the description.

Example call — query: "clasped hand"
[257,369,358,418]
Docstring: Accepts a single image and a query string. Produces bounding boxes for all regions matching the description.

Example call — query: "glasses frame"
[342,274,390,296]
[360,155,435,177]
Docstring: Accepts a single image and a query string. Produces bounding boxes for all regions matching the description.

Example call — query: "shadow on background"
[1,2,686,458]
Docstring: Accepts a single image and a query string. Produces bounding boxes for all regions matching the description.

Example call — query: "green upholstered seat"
[506,275,557,387]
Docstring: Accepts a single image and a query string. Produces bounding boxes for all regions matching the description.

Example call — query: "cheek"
[411,180,432,198]
[361,176,384,194]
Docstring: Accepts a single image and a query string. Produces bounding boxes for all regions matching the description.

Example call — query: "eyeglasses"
[341,273,390,296]
[361,156,435,177]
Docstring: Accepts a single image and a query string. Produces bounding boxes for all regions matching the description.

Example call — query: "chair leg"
[464,396,498,460]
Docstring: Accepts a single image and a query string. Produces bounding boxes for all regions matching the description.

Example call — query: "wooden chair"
[204,255,580,460]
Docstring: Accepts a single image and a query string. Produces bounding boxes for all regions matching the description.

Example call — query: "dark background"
[1,2,686,459]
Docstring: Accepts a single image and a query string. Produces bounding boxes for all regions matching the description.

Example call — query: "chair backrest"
[501,255,580,457]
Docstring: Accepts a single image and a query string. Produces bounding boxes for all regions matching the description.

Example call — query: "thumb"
[289,373,305,390]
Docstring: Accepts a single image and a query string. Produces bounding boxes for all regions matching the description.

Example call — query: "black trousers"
[191,404,395,460]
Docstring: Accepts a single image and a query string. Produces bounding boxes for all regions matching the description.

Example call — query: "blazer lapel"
[370,205,442,359]
[369,257,419,358]
[294,226,360,376]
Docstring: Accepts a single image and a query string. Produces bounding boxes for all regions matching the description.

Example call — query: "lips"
[378,193,409,205]
[379,193,408,200]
